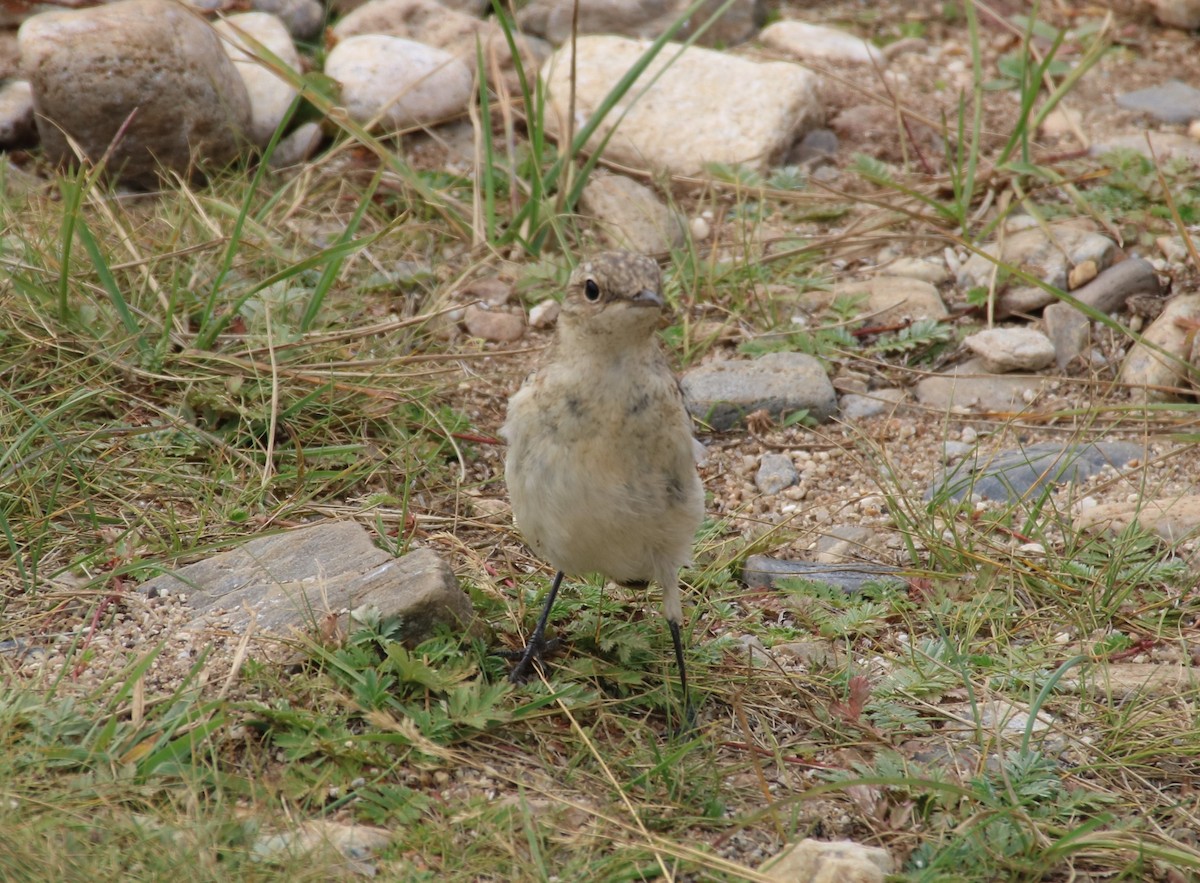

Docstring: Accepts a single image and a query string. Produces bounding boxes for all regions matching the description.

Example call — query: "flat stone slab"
[541,35,819,176]
[681,351,837,430]
[742,554,904,594]
[926,441,1143,503]
[1116,79,1200,124]
[139,521,479,642]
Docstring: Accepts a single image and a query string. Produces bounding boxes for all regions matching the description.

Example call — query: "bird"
[500,250,705,725]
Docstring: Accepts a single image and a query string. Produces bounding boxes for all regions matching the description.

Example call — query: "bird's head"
[560,251,666,340]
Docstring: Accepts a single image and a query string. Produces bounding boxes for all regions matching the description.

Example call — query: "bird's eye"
[584,279,601,302]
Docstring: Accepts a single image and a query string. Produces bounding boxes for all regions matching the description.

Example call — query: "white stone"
[541,35,820,176]
[215,12,301,147]
[760,20,884,66]
[0,79,34,146]
[1119,293,1200,402]
[963,327,1056,373]
[325,35,473,130]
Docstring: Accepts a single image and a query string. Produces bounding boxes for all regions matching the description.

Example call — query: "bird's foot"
[500,635,562,683]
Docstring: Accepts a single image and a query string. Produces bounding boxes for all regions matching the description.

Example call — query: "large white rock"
[214,12,301,147]
[541,35,819,176]
[19,0,251,187]
[324,34,473,130]
[1119,293,1200,402]
[760,20,884,66]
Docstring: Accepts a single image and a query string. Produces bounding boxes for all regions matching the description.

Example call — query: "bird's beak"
[629,288,664,308]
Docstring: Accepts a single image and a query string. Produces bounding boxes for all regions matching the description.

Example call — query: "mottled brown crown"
[568,251,662,305]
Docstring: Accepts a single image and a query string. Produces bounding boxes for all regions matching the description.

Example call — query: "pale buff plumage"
[501,251,704,718]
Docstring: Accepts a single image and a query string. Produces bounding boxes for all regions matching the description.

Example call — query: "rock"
[680,351,837,430]
[761,838,893,883]
[463,303,526,342]
[926,441,1143,503]
[541,35,819,177]
[331,0,549,82]
[459,277,513,306]
[520,0,763,47]
[1150,0,1200,29]
[268,120,323,168]
[324,35,473,130]
[886,256,949,285]
[252,820,390,876]
[913,359,1056,412]
[528,299,560,328]
[19,0,252,188]
[0,79,35,147]
[956,221,1117,316]
[787,127,838,166]
[742,555,904,594]
[215,12,301,147]
[812,525,878,564]
[773,639,841,668]
[1118,293,1200,402]
[1116,80,1200,124]
[139,521,481,642]
[1043,257,1162,370]
[578,173,685,254]
[759,20,884,66]
[1076,496,1200,543]
[839,388,905,420]
[801,275,947,325]
[755,452,798,494]
[1092,131,1200,164]
[251,0,324,40]
[962,327,1055,373]
[1064,662,1200,701]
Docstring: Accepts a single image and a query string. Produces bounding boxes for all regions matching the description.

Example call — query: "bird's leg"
[662,577,695,731]
[507,570,566,683]
[668,617,696,732]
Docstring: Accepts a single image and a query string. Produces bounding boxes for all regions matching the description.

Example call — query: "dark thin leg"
[508,570,566,683]
[668,618,696,731]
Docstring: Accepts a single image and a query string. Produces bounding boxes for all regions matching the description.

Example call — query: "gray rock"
[0,79,35,147]
[1117,80,1200,124]
[914,358,1056,411]
[1043,257,1161,370]
[742,554,904,594]
[520,0,762,47]
[578,173,686,254]
[251,0,324,40]
[803,275,948,325]
[957,221,1117,316]
[215,12,301,147]
[755,452,798,494]
[681,351,836,430]
[962,327,1055,373]
[578,172,686,253]
[759,20,884,65]
[787,127,838,166]
[838,388,905,420]
[926,441,1143,503]
[268,120,323,168]
[19,0,252,188]
[1118,293,1200,402]
[139,521,480,642]
[541,35,819,177]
